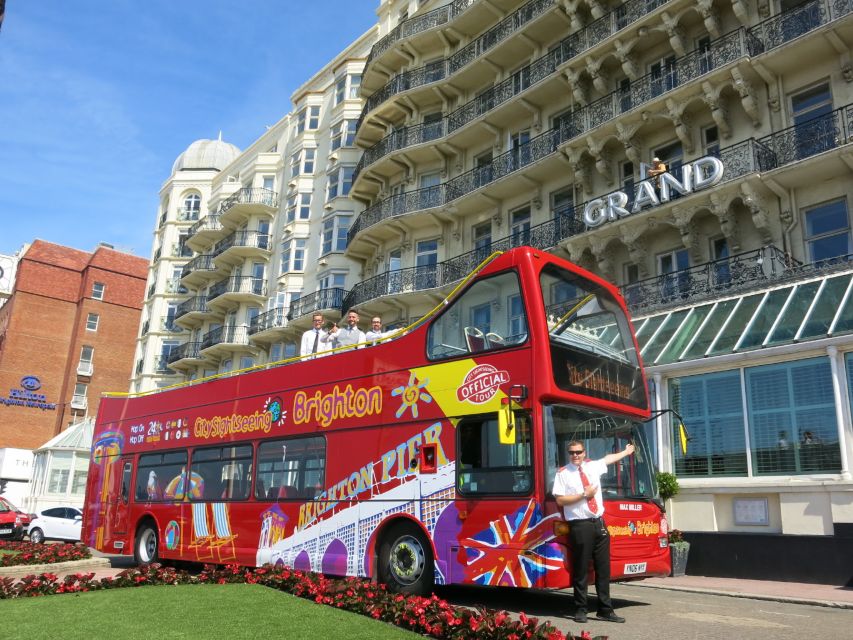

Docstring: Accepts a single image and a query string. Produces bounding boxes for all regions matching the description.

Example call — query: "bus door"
[111,457,133,538]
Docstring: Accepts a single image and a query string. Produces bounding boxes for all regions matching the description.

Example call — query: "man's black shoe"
[596,611,625,623]
[573,611,588,624]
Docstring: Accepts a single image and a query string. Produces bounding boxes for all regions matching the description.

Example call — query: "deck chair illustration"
[210,502,238,563]
[188,502,214,561]
[464,326,487,352]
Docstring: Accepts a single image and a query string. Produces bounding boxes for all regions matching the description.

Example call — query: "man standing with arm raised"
[552,440,635,624]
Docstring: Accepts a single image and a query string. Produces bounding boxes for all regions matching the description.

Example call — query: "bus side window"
[120,462,132,503]
[457,414,532,495]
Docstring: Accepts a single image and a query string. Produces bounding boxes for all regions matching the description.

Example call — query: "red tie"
[578,463,600,514]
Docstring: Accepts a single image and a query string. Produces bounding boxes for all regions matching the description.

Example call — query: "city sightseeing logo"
[456,364,509,405]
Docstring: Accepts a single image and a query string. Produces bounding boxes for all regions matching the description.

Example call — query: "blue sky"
[0,0,377,258]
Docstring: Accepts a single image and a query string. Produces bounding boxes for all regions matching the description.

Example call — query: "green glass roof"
[634,271,853,365]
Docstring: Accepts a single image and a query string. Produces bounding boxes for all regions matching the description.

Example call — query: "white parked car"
[27,507,83,544]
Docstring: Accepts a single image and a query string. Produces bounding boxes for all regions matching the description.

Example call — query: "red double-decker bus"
[83,246,670,594]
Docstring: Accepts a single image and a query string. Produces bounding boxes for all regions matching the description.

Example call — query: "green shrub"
[656,471,680,502]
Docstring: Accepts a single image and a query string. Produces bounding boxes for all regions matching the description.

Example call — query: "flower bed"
[0,541,91,567]
[0,563,603,640]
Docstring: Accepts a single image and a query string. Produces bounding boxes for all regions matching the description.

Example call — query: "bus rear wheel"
[134,523,159,565]
[378,522,433,596]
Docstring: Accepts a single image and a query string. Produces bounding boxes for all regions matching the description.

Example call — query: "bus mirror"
[498,400,516,444]
[508,384,528,402]
[420,443,437,473]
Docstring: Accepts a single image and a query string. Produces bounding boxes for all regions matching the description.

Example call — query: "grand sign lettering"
[584,156,725,228]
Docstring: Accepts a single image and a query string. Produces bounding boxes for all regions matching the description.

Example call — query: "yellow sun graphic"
[392,372,433,418]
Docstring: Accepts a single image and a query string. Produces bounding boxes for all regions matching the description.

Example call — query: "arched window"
[183,193,201,220]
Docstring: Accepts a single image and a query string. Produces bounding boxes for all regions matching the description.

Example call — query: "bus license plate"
[624,562,647,575]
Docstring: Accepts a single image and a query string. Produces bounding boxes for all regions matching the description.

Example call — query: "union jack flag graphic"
[462,499,564,587]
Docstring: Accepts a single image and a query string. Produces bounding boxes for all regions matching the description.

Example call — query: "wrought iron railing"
[213,230,271,257]
[207,276,267,301]
[175,296,208,319]
[219,187,279,215]
[351,30,750,241]
[201,325,250,350]
[160,318,184,333]
[171,242,193,257]
[249,307,288,335]
[621,246,800,314]
[168,341,202,364]
[289,288,348,320]
[357,0,554,134]
[746,0,853,54]
[757,103,853,165]
[180,254,216,279]
[344,135,784,310]
[188,214,221,237]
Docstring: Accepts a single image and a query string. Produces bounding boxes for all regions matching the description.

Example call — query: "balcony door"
[650,55,677,97]
[415,240,438,290]
[658,248,690,301]
[387,249,402,294]
[791,83,834,160]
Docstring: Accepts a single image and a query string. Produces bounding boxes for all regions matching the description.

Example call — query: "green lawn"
[0,584,422,640]
[0,550,18,558]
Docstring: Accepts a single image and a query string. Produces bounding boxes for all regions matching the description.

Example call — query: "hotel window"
[92,282,105,300]
[295,106,319,134]
[348,74,361,99]
[290,151,301,179]
[703,125,720,157]
[669,371,748,477]
[299,193,311,219]
[804,199,851,262]
[510,206,531,246]
[344,120,357,147]
[286,194,297,223]
[302,148,315,175]
[415,239,438,289]
[321,213,352,255]
[281,238,307,272]
[327,165,354,200]
[657,248,689,300]
[71,455,88,495]
[746,357,841,474]
[72,383,88,409]
[183,194,201,220]
[330,122,344,151]
[239,356,255,370]
[790,82,834,160]
[308,105,320,130]
[86,313,99,332]
[78,346,94,376]
[262,176,274,191]
[319,272,346,291]
[473,222,492,261]
[335,76,347,105]
[159,341,179,371]
[47,451,73,494]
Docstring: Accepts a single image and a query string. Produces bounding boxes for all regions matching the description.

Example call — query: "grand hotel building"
[136,0,853,583]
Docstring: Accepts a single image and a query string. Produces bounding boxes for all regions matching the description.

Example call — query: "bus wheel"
[134,523,159,565]
[379,522,433,596]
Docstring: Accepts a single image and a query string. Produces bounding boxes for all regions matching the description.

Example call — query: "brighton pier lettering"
[584,156,724,228]
[293,384,382,428]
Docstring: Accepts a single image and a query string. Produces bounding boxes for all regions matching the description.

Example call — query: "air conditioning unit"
[70,395,88,410]
[77,362,94,377]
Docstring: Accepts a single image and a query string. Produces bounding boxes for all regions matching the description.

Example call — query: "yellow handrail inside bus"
[104,250,504,399]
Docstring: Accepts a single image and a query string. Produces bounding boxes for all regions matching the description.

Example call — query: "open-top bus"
[83,246,670,594]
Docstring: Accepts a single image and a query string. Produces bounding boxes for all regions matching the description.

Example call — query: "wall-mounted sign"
[734,497,770,526]
[0,376,57,411]
[583,156,725,228]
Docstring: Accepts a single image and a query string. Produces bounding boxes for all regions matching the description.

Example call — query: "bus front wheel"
[134,523,159,565]
[378,522,434,596]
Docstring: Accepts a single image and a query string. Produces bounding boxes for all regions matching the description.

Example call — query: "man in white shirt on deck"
[552,439,635,625]
[300,313,331,358]
[364,316,391,345]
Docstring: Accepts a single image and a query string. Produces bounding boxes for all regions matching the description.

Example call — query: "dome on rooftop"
[172,137,241,174]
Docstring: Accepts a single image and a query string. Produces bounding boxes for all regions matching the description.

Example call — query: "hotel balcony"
[200,324,253,357]
[343,106,853,311]
[70,395,87,411]
[218,188,279,227]
[354,1,853,198]
[179,254,221,288]
[212,230,271,268]
[186,214,226,252]
[167,341,206,370]
[174,296,214,329]
[357,0,562,143]
[288,288,347,324]
[248,307,289,343]
[206,276,267,310]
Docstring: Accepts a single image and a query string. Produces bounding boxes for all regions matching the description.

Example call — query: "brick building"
[0,240,147,449]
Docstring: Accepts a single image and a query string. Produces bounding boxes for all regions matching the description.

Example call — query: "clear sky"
[0,0,377,258]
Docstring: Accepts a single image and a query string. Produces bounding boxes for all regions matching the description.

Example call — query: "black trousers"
[568,518,613,613]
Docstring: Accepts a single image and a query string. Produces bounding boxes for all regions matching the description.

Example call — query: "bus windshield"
[540,265,647,410]
[544,404,657,500]
[540,265,638,366]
